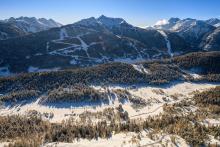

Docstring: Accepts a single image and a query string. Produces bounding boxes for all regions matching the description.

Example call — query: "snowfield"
[0,81,220,146]
[43,132,189,147]
[0,82,219,123]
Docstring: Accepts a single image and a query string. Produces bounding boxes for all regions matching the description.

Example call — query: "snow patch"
[116,35,121,38]
[113,57,145,64]
[44,133,189,147]
[207,135,220,145]
[34,53,43,56]
[182,68,202,79]
[70,59,77,65]
[46,42,50,51]
[132,64,149,74]
[202,118,220,127]
[214,23,220,27]
[0,67,11,77]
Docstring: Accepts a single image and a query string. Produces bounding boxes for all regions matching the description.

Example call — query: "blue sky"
[0,0,220,27]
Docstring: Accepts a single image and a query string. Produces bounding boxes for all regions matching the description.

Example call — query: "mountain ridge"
[0,15,220,75]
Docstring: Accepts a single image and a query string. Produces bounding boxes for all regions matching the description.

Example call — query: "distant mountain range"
[153,17,220,49]
[0,17,62,40]
[0,15,220,75]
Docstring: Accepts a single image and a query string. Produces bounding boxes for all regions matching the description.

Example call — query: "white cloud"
[155,19,168,26]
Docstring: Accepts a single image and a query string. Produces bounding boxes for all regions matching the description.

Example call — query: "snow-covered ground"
[132,64,149,74]
[0,142,10,147]
[1,82,220,146]
[182,68,202,79]
[0,82,219,123]
[44,132,189,147]
[201,118,220,127]
[113,57,145,64]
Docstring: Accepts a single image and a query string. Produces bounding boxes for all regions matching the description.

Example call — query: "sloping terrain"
[0,51,220,93]
[0,17,62,41]
[2,16,220,74]
[3,17,62,33]
[0,52,220,146]
[154,18,216,50]
[0,16,175,73]
[200,27,220,50]
[0,22,27,40]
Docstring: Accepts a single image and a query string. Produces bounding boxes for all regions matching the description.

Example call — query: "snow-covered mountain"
[200,27,220,50]
[97,15,129,28]
[206,18,220,27]
[154,17,219,31]
[74,15,132,29]
[0,22,27,40]
[3,17,62,33]
[154,17,180,30]
[0,51,220,146]
[0,15,220,74]
[0,15,189,73]
[154,18,216,49]
[74,17,102,27]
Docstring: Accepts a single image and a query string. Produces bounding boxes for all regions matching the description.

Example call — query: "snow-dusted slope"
[154,17,180,30]
[154,17,216,34]
[74,17,101,27]
[201,27,220,51]
[0,82,219,123]
[154,18,216,49]
[0,22,27,40]
[97,15,128,28]
[3,17,62,33]
[206,18,220,27]
[171,19,214,39]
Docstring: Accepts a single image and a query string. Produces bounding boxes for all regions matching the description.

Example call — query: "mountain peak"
[98,15,108,19]
[74,17,101,26]
[168,17,180,23]
[3,16,62,33]
[206,18,220,27]
[97,15,128,28]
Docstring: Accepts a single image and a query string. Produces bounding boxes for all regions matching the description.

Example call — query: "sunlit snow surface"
[1,82,220,146]
[1,82,219,123]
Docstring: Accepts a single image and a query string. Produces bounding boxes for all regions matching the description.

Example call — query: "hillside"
[0,16,220,147]
[1,16,220,75]
[0,51,220,99]
[0,51,220,146]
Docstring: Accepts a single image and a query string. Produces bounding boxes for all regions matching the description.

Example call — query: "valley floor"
[0,81,220,147]
[0,82,219,123]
